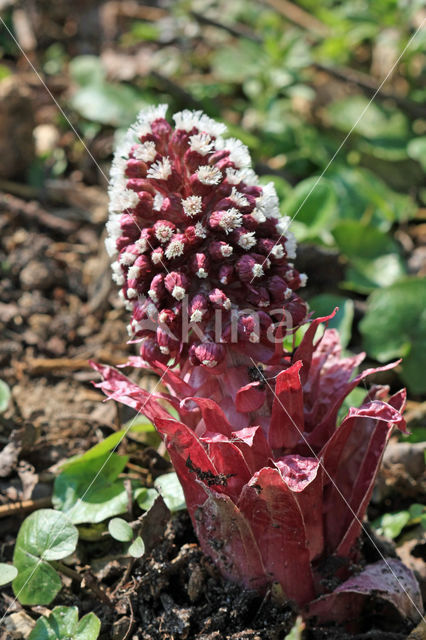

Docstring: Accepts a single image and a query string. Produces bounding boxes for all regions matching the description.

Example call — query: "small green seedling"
[373,504,426,539]
[29,606,100,640]
[13,509,78,605]
[108,517,145,558]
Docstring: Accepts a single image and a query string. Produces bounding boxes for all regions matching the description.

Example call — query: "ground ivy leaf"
[12,510,78,605]
[28,605,101,640]
[75,612,101,640]
[283,177,337,243]
[12,550,62,606]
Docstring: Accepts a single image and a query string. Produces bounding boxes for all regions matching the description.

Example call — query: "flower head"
[106,105,307,368]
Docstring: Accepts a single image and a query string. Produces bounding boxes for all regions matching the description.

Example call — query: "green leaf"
[69,75,148,127]
[327,166,415,229]
[0,563,18,585]
[337,386,366,423]
[327,96,410,160]
[283,177,337,243]
[74,612,101,640]
[0,64,11,80]
[408,504,425,523]
[407,137,426,171]
[332,221,406,292]
[0,379,11,413]
[125,417,155,433]
[29,606,100,640]
[134,487,158,511]
[108,518,133,542]
[53,452,129,524]
[372,511,411,539]
[284,616,305,640]
[154,473,186,512]
[360,278,426,394]
[13,510,78,605]
[63,430,125,465]
[69,55,105,86]
[309,294,354,348]
[128,536,145,558]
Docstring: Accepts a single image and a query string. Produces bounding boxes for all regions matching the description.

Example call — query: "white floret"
[128,265,141,279]
[218,208,243,234]
[182,195,202,217]
[153,192,164,211]
[229,187,249,208]
[109,188,139,214]
[165,238,185,259]
[194,222,207,238]
[172,285,186,300]
[146,157,172,180]
[197,165,222,185]
[252,264,264,278]
[276,216,291,236]
[133,141,157,163]
[256,182,280,218]
[120,252,137,266]
[189,133,214,156]
[238,232,257,250]
[215,137,251,168]
[173,110,227,137]
[284,232,297,260]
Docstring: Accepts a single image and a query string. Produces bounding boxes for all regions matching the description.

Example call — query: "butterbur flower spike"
[106,105,307,368]
[97,106,423,628]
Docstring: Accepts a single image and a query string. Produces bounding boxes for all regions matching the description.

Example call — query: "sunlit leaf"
[13,510,78,605]
[154,473,186,512]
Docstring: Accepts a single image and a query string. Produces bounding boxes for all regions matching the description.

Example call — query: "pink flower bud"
[164,271,189,301]
[208,241,233,260]
[189,294,209,323]
[156,326,179,356]
[190,253,210,279]
[218,263,234,285]
[209,288,232,311]
[236,255,264,283]
[148,273,165,303]
[189,341,226,368]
